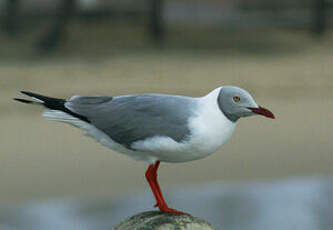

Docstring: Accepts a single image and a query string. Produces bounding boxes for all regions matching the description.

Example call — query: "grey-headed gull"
[15,86,275,214]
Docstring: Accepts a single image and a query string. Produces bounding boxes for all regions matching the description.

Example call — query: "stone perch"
[112,211,218,230]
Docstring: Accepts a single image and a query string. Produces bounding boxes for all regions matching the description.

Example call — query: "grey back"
[65,94,198,149]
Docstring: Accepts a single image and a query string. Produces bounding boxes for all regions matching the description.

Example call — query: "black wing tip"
[14,98,33,104]
[20,91,37,97]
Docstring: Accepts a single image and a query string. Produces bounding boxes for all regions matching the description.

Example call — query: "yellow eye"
[233,96,240,102]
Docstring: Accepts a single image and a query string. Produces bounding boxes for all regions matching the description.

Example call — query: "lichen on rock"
[112,211,218,230]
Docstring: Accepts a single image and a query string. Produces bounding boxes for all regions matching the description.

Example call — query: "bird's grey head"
[217,86,275,122]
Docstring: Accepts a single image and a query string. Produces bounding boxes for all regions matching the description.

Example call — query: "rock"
[112,211,218,230]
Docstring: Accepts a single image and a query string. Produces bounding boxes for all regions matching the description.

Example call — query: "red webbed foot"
[158,205,188,215]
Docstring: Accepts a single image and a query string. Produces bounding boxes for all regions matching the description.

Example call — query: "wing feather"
[66,94,197,148]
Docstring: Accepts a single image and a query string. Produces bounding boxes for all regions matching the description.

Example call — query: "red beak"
[247,106,275,119]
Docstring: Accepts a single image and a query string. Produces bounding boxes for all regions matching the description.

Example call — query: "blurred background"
[1,0,333,229]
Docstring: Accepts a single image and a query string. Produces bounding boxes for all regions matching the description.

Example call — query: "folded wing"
[65,94,197,149]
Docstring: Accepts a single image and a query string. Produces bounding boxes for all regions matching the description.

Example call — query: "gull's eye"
[233,96,240,103]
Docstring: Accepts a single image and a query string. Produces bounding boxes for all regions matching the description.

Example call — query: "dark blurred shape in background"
[1,0,332,53]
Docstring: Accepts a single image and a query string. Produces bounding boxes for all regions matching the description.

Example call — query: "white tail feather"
[42,110,133,159]
[42,110,84,128]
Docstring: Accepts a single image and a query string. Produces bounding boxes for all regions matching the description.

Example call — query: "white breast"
[185,88,236,159]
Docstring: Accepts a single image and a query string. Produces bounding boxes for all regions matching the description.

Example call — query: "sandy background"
[0,22,332,205]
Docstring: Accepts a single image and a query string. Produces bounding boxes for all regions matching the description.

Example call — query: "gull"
[15,86,275,214]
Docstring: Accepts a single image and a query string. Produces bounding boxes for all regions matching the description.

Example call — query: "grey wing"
[65,94,197,149]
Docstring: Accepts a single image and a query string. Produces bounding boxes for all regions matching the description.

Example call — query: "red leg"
[145,163,164,207]
[151,161,165,207]
[145,161,187,215]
